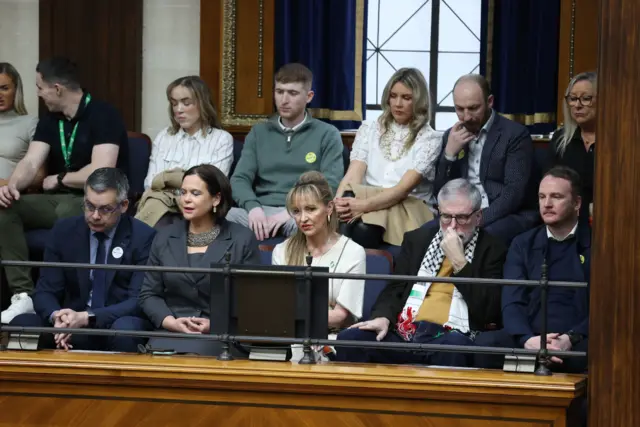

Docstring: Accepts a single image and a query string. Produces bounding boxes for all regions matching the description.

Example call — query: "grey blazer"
[139,219,261,328]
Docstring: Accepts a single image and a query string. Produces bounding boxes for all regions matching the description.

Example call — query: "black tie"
[92,232,108,308]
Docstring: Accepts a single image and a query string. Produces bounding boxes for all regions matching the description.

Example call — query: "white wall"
[0,0,39,116]
[142,0,201,140]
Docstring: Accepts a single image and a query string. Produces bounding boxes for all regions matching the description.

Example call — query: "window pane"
[366,54,379,105]
[437,53,480,106]
[438,0,481,52]
[366,109,383,123]
[381,1,431,51]
[382,51,430,77]
[377,0,431,49]
[367,0,380,45]
[435,112,459,131]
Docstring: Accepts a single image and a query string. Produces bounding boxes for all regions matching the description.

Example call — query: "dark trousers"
[473,328,589,373]
[10,313,152,353]
[335,324,475,367]
[339,221,385,249]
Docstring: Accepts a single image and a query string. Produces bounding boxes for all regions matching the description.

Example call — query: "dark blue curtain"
[480,0,560,135]
[275,0,367,130]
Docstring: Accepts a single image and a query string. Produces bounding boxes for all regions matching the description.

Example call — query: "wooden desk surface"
[0,351,586,427]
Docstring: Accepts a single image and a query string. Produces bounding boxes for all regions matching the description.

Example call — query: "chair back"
[258,244,275,264]
[362,249,394,321]
[127,131,152,196]
[229,139,244,177]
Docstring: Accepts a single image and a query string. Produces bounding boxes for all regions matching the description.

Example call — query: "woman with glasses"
[139,164,260,355]
[0,63,38,185]
[548,71,597,223]
[334,68,442,249]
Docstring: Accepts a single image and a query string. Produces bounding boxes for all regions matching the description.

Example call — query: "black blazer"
[433,113,536,226]
[371,225,508,331]
[139,219,261,328]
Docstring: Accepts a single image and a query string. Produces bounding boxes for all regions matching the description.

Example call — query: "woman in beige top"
[0,63,38,184]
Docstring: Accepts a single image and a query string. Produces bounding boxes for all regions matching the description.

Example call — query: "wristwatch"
[566,330,584,346]
[57,172,67,188]
[87,310,96,328]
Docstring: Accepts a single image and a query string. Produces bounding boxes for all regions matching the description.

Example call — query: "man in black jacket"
[335,179,507,367]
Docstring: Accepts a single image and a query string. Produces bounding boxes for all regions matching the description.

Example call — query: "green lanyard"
[58,93,91,170]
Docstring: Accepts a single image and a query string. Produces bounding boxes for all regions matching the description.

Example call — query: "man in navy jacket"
[10,168,156,352]
[491,165,589,373]
[433,74,539,245]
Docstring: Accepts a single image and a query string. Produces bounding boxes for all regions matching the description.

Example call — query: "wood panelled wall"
[200,0,275,138]
[39,0,143,131]
[590,0,640,424]
[556,0,599,125]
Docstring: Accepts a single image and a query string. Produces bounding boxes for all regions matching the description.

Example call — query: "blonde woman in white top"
[335,68,443,248]
[272,171,366,329]
[0,63,38,184]
[138,76,233,227]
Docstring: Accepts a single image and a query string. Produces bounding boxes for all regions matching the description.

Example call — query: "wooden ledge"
[0,351,585,406]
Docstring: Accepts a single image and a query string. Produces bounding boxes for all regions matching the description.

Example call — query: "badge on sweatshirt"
[458,150,465,160]
[305,152,317,163]
[112,246,124,259]
[579,254,585,264]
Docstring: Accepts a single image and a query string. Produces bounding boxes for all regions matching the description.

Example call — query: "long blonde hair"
[559,71,597,156]
[284,171,339,266]
[0,62,28,115]
[378,67,431,150]
[166,76,222,135]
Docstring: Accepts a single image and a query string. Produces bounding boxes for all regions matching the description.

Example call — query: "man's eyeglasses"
[440,212,476,225]
[565,95,595,107]
[83,201,120,215]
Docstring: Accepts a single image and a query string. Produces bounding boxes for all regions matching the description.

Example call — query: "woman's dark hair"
[183,164,232,220]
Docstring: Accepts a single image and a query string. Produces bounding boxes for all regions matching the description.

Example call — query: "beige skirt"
[346,183,434,246]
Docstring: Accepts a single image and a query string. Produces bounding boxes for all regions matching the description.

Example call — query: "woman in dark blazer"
[139,164,260,355]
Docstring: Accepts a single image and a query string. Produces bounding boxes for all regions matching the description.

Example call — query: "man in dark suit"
[433,74,538,245]
[485,166,589,373]
[10,167,156,352]
[335,179,507,367]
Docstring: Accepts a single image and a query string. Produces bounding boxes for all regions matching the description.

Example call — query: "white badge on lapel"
[112,246,124,259]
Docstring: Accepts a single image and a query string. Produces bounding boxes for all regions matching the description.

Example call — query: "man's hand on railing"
[524,333,566,364]
[349,317,390,342]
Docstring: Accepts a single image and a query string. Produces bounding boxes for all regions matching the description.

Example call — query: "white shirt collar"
[177,127,211,142]
[279,112,308,132]
[546,222,578,241]
[479,109,495,136]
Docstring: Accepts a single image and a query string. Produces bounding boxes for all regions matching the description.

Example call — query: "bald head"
[452,74,494,134]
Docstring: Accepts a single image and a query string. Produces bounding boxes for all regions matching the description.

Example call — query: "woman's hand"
[334,197,369,222]
[162,316,202,334]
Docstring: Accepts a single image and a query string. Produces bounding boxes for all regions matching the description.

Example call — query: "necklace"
[379,124,412,161]
[187,226,221,247]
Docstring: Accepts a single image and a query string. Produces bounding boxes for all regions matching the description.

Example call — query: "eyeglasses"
[83,201,120,215]
[440,212,476,225]
[565,95,595,107]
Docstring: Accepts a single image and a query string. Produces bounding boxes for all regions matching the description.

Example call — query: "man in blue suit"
[476,166,589,373]
[433,74,538,245]
[10,167,156,352]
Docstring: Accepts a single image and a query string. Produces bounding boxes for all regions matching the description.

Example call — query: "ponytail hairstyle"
[283,171,338,266]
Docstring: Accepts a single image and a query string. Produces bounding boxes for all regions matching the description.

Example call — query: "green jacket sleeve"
[319,126,345,194]
[230,128,261,211]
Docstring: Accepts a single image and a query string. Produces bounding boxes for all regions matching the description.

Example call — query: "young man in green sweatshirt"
[228,63,344,240]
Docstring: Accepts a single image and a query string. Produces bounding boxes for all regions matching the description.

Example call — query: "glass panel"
[375,55,397,103]
[438,1,481,53]
[381,51,430,77]
[366,55,379,104]
[439,93,454,107]
[435,112,459,131]
[377,0,430,49]
[442,0,481,39]
[437,53,480,105]
[381,1,432,51]
[366,109,384,123]
[367,0,380,44]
